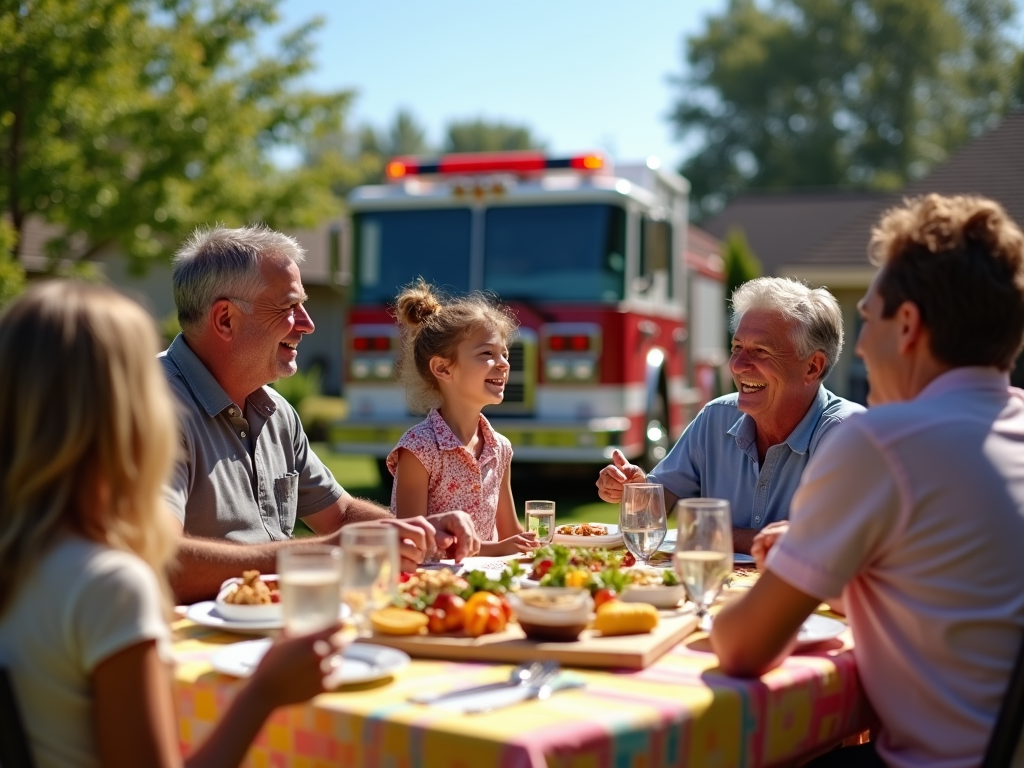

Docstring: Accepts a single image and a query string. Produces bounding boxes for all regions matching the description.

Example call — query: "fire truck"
[329,151,727,475]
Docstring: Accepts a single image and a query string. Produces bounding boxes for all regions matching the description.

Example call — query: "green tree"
[722,228,762,302]
[1,0,350,271]
[305,108,431,195]
[671,0,1022,219]
[443,119,544,153]
[0,220,25,307]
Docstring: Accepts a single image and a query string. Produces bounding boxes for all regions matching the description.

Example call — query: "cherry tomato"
[533,559,554,579]
[593,588,618,609]
[495,595,513,622]
[622,552,636,567]
[486,605,507,634]
[432,594,466,631]
[399,572,413,583]
[425,607,447,634]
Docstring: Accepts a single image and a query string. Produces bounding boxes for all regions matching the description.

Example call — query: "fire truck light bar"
[385,152,605,180]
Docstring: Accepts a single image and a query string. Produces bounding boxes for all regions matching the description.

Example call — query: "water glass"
[673,498,733,629]
[340,523,399,636]
[525,500,556,544]
[619,484,668,566]
[277,545,343,635]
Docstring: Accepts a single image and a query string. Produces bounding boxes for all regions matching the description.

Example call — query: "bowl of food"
[620,568,686,609]
[508,588,592,642]
[215,570,282,622]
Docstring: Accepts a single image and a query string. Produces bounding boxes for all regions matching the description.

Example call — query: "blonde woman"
[0,282,345,768]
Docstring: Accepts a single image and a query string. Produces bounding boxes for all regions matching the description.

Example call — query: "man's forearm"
[340,496,393,525]
[171,533,335,605]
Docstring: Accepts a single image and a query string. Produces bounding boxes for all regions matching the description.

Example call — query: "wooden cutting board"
[357,610,699,670]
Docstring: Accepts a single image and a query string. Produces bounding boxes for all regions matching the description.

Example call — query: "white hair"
[730,277,844,379]
[171,224,306,335]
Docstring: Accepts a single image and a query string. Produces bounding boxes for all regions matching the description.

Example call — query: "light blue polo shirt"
[648,386,864,529]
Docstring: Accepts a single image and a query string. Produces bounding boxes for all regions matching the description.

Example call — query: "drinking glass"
[673,499,733,630]
[619,484,668,567]
[340,523,399,636]
[525,500,556,544]
[277,545,343,635]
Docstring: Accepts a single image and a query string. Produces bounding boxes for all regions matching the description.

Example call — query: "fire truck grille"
[486,336,535,415]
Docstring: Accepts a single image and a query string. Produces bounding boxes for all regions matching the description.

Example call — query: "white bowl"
[215,574,282,623]
[507,588,593,627]
[620,584,686,609]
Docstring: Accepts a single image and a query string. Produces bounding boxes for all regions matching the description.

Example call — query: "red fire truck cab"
[330,151,727,474]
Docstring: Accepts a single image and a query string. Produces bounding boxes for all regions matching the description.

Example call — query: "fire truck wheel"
[643,392,670,472]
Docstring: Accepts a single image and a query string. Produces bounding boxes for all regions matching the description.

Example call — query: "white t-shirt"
[769,367,1024,768]
[0,534,170,768]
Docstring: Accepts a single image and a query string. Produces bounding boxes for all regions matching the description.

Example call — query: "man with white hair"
[597,276,864,553]
[161,224,480,603]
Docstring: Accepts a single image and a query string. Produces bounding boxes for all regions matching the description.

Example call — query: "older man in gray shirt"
[162,224,478,603]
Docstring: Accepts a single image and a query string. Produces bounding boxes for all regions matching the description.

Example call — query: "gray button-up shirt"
[159,335,344,543]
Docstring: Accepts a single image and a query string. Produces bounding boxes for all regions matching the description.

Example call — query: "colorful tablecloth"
[172,606,871,768]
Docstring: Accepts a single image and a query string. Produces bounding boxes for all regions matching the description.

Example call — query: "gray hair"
[730,277,844,379]
[172,224,306,335]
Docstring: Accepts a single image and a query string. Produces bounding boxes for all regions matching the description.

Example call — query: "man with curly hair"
[712,194,1024,767]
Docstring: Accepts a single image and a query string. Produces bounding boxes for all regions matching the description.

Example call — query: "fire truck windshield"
[352,202,626,305]
[483,204,626,302]
[353,208,472,303]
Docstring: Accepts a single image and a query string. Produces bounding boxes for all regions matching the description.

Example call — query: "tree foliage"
[1,0,351,271]
[722,228,762,303]
[0,220,25,307]
[671,0,1023,218]
[443,119,544,153]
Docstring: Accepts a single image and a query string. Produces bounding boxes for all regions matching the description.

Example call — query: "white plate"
[184,600,350,635]
[553,523,623,548]
[211,639,410,684]
[796,614,846,647]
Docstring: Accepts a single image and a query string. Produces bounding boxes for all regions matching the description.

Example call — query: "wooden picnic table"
[171,569,871,768]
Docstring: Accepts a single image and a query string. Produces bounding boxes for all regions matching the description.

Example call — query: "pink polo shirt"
[387,409,513,540]
[768,368,1024,768]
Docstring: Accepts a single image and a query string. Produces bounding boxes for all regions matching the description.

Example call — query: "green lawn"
[312,445,620,526]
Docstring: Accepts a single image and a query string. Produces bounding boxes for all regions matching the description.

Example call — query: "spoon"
[408,661,543,705]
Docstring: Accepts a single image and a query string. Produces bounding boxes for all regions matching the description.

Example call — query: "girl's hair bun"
[395,278,442,327]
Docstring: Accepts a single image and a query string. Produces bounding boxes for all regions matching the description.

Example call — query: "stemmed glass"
[673,499,733,630]
[619,484,668,567]
[339,524,399,637]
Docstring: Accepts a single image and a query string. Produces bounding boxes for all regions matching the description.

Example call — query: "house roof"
[807,111,1024,266]
[701,111,1024,274]
[701,191,885,274]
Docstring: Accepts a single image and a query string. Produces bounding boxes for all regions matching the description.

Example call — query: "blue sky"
[273,0,727,169]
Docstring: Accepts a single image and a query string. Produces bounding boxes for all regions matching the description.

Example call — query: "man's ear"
[209,299,235,342]
[895,301,923,355]
[429,356,453,382]
[805,350,828,383]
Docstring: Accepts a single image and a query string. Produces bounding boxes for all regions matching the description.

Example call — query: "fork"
[408,661,545,705]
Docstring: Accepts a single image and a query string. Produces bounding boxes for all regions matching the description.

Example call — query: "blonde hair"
[394,279,518,413]
[0,281,178,619]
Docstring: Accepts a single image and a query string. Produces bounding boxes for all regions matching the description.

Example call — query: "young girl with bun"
[0,281,345,768]
[387,280,538,556]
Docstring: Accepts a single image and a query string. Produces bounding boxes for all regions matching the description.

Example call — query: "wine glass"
[277,545,343,635]
[673,499,733,630]
[525,500,556,544]
[619,484,668,567]
[339,524,399,637]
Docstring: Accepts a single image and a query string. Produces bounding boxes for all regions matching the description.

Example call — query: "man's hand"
[751,521,789,571]
[596,449,647,503]
[426,510,481,562]
[376,517,435,571]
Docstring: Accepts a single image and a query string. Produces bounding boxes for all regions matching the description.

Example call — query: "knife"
[458,677,586,714]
